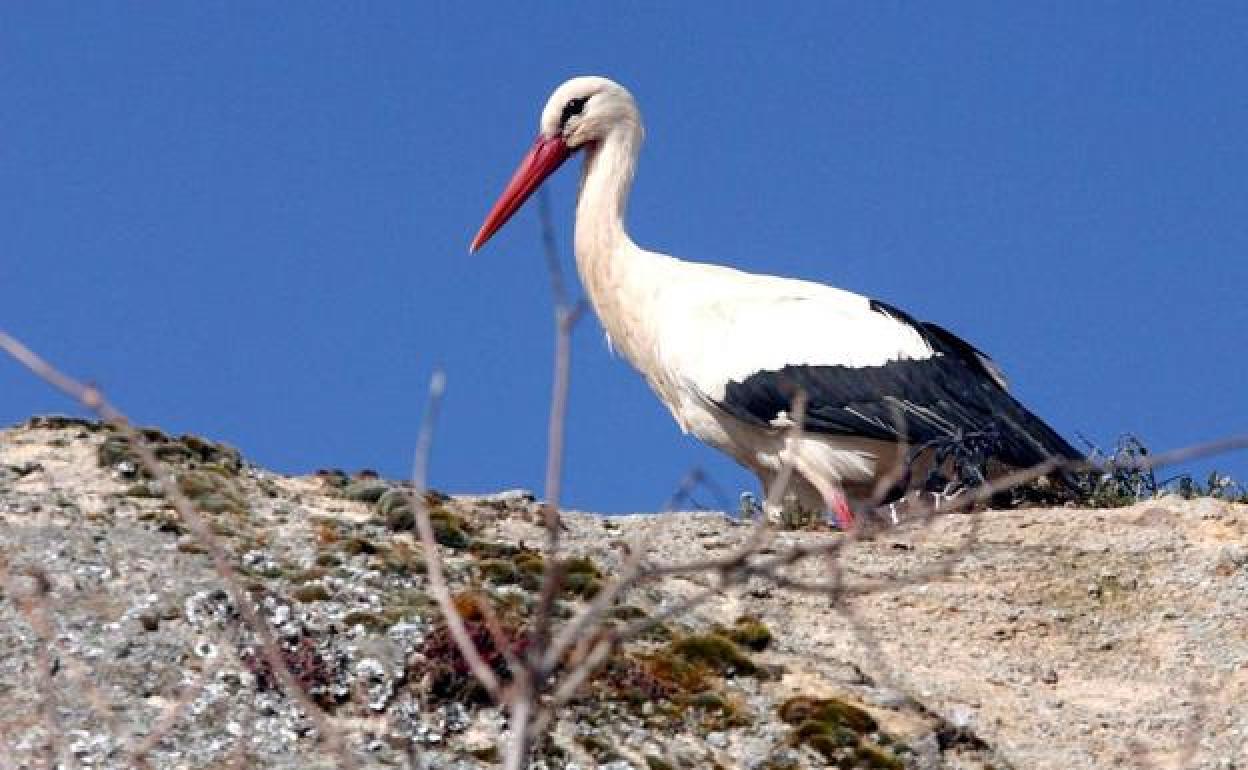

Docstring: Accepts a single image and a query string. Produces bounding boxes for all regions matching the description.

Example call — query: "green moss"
[685,690,750,728]
[469,540,523,558]
[467,745,500,763]
[198,494,239,514]
[515,552,545,584]
[179,434,243,472]
[175,471,247,515]
[670,634,757,676]
[854,744,905,769]
[491,589,532,617]
[377,606,418,627]
[478,559,520,584]
[291,567,329,583]
[575,734,617,760]
[635,649,712,693]
[380,498,473,549]
[794,719,857,746]
[316,469,349,489]
[563,556,601,578]
[98,432,242,475]
[561,571,602,598]
[609,605,648,621]
[343,479,390,503]
[342,611,392,631]
[176,472,215,497]
[689,690,729,710]
[603,636,753,709]
[125,482,162,498]
[379,544,426,576]
[778,696,876,733]
[432,511,471,548]
[341,536,380,556]
[292,584,331,603]
[138,509,187,535]
[376,488,413,527]
[560,556,603,597]
[753,758,800,770]
[494,551,605,598]
[644,757,674,770]
[97,436,133,469]
[376,490,467,539]
[723,615,773,651]
[26,416,101,432]
[638,621,673,642]
[153,443,193,464]
[778,695,902,767]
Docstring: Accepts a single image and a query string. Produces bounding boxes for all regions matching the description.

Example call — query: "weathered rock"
[1,418,1246,770]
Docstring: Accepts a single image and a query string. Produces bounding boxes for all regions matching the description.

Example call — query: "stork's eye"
[560,96,589,128]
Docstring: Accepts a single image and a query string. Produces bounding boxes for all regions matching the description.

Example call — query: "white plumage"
[471,76,1080,526]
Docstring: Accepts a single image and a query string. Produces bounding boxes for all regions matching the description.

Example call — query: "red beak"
[470,135,572,253]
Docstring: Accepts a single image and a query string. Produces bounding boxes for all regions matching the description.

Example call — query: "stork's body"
[472,77,1081,524]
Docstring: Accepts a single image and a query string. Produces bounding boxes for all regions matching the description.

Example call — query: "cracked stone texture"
[1,416,1246,770]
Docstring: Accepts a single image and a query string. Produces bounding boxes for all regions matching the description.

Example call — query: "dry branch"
[0,330,359,770]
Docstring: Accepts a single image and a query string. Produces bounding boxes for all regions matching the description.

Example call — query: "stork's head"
[470,76,638,252]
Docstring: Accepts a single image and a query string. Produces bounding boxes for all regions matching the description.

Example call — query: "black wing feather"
[716,300,1081,468]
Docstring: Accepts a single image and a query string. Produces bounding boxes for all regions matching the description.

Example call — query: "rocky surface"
[1,417,1245,770]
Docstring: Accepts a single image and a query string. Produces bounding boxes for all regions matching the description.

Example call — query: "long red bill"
[470,135,572,253]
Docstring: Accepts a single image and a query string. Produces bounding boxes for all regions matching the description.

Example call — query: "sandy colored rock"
[1,418,1245,769]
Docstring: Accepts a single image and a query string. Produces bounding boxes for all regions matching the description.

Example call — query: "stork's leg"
[738,491,763,520]
[789,470,855,530]
[759,487,784,525]
[752,469,781,524]
[887,502,901,526]
[757,483,799,526]
[824,486,855,530]
[758,471,854,530]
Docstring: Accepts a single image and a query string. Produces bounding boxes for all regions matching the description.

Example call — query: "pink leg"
[828,487,855,530]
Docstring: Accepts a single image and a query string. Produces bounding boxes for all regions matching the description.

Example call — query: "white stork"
[470,76,1081,527]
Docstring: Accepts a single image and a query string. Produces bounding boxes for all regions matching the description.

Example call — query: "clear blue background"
[3,3,1245,511]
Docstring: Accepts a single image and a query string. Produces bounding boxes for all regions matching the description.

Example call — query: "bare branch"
[407,371,503,700]
[0,329,358,769]
[0,564,63,769]
[127,675,206,768]
[527,188,587,745]
[663,467,733,513]
[539,527,653,674]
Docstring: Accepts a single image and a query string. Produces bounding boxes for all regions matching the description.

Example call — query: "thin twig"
[406,371,503,701]
[538,528,653,675]
[663,467,733,513]
[128,675,206,768]
[0,330,358,769]
[509,183,589,770]
[0,565,62,770]
[531,302,586,654]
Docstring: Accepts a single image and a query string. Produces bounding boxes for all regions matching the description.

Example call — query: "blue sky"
[3,3,1245,511]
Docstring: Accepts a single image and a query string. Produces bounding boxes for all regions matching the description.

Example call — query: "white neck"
[573,124,640,273]
[572,121,664,369]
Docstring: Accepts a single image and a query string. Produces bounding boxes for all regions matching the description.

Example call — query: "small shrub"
[411,593,530,705]
[720,615,773,651]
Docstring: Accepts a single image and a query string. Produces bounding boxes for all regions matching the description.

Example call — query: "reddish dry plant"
[412,594,532,704]
[241,634,348,711]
